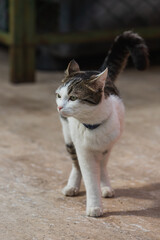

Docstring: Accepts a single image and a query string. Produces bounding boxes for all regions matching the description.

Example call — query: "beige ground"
[0,50,160,240]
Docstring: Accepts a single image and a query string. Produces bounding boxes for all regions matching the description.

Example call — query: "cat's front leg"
[60,117,82,196]
[62,143,82,196]
[100,150,115,198]
[76,147,103,217]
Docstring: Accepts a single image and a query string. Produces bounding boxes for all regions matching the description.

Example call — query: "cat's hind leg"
[100,150,115,198]
[60,117,81,196]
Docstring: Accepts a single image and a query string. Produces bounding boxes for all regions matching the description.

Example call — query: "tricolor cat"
[55,31,149,217]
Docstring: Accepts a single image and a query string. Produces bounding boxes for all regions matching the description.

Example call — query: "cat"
[55,31,149,217]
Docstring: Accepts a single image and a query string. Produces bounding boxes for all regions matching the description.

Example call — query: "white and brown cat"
[55,31,149,217]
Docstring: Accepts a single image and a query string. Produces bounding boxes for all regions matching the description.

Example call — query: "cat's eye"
[57,93,61,98]
[69,96,78,101]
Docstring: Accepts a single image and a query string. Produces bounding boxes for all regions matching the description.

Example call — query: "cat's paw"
[101,186,115,198]
[62,185,79,196]
[87,207,103,217]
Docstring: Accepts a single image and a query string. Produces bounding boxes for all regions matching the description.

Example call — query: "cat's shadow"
[102,182,160,219]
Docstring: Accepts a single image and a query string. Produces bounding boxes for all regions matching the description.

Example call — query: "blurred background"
[0,0,160,83]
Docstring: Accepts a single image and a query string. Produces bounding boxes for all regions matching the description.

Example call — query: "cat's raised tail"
[100,31,149,82]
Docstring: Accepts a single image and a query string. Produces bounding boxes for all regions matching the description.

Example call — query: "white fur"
[56,83,125,217]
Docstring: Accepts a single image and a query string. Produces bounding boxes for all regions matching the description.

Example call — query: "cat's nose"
[58,106,63,111]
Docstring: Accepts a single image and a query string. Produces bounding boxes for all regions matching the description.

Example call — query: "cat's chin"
[60,112,73,118]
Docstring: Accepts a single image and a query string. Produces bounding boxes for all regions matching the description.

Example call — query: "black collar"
[83,123,101,130]
[82,115,110,130]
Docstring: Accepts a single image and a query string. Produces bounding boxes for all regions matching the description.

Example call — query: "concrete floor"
[0,51,160,240]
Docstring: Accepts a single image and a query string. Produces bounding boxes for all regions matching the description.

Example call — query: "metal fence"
[1,0,160,33]
[35,0,160,33]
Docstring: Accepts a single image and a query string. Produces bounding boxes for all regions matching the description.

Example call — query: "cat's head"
[56,60,108,120]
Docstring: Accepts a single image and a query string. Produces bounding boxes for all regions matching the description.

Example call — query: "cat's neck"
[75,95,113,125]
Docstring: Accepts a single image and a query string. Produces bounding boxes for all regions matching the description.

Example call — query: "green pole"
[9,0,35,83]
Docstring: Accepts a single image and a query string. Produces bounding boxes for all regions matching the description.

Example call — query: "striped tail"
[100,31,149,82]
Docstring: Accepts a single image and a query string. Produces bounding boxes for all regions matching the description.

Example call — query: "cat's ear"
[65,59,80,76]
[90,67,108,89]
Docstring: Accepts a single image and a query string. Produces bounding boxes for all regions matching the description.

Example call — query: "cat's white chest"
[69,110,123,152]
